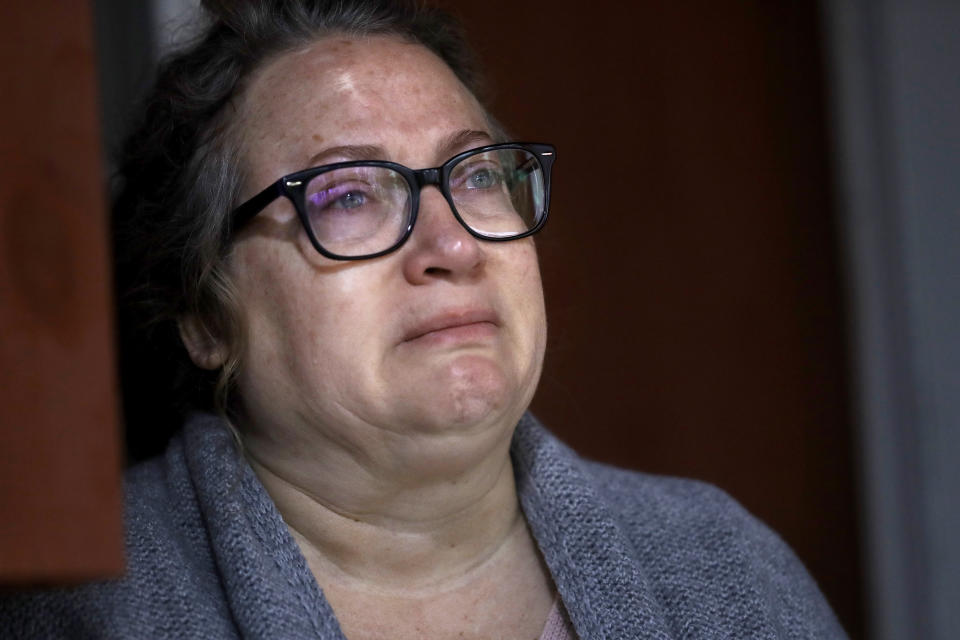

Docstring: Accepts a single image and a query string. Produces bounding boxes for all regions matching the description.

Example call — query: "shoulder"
[580,461,784,565]
[0,433,235,639]
[513,416,846,637]
[580,460,847,637]
[581,459,762,540]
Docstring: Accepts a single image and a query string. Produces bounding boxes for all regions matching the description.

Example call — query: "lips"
[401,308,500,344]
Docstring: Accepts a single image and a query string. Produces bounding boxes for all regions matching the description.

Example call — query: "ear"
[178,315,227,370]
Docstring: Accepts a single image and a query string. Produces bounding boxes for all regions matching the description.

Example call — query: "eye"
[466,167,502,189]
[308,185,371,211]
[336,190,366,209]
[451,158,506,193]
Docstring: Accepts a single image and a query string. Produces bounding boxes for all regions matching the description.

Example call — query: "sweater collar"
[180,412,670,639]
[182,413,346,639]
[512,413,674,640]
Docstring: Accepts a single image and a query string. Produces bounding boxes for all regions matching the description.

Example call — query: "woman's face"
[224,35,547,458]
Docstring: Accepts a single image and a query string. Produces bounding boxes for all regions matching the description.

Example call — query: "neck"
[245,425,523,592]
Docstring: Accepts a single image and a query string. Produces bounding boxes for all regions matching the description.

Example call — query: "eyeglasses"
[231,142,556,260]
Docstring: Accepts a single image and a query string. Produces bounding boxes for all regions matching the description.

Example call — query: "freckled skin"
[226,35,548,488]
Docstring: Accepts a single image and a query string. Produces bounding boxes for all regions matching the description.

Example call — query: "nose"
[401,186,485,284]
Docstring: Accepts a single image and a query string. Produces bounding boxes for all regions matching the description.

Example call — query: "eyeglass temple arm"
[232,181,284,231]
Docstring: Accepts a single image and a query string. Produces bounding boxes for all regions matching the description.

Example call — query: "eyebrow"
[303,129,494,170]
[306,144,385,167]
[435,129,495,159]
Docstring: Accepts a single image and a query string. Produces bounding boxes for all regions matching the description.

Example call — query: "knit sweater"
[1,413,848,639]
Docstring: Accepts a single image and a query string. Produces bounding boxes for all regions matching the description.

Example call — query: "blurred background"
[2,1,958,638]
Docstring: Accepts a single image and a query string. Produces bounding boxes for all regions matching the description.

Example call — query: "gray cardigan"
[1,413,848,639]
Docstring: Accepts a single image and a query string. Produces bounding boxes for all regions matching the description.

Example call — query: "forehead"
[237,34,490,177]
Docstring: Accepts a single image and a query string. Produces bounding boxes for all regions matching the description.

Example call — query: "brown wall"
[0,1,123,583]
[442,2,864,637]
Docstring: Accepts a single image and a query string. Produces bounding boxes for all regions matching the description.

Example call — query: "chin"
[404,353,523,432]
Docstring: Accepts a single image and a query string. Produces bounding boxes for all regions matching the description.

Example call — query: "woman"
[1,1,847,638]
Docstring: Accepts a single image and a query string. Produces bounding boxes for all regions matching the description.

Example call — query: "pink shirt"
[538,597,577,640]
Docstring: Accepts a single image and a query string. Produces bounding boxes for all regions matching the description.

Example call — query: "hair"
[114,0,490,461]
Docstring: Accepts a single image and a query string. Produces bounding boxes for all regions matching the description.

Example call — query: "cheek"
[494,241,547,384]
[229,243,386,389]
[511,243,547,340]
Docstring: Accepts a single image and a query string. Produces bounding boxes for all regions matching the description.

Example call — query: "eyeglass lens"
[303,148,546,257]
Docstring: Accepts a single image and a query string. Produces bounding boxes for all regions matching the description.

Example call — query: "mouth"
[402,308,500,345]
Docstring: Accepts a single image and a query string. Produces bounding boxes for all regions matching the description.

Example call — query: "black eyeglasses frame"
[230,141,556,261]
